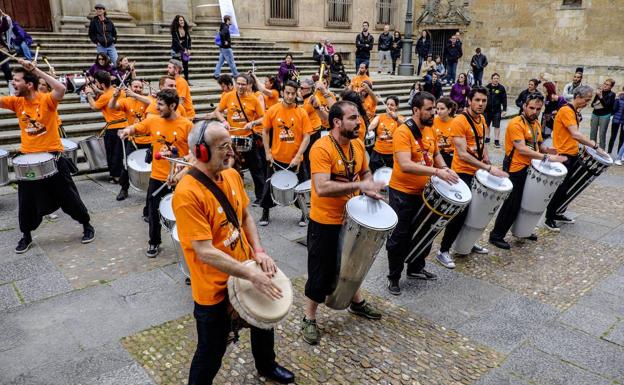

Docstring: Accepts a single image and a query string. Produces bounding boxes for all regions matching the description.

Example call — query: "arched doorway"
[0,0,52,31]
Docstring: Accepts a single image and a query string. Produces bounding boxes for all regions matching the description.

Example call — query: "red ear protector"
[193,121,211,162]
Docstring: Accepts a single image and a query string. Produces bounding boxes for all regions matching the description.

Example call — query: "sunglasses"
[526,93,545,101]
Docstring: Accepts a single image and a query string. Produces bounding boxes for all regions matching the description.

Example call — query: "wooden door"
[0,0,52,31]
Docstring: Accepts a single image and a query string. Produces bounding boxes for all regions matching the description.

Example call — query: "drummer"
[145,76,187,118]
[167,59,195,119]
[301,77,335,173]
[544,85,609,231]
[117,89,193,258]
[1,60,95,253]
[432,97,457,167]
[301,101,385,345]
[367,95,403,172]
[434,87,508,269]
[259,80,312,227]
[172,121,295,385]
[386,92,459,295]
[488,93,566,249]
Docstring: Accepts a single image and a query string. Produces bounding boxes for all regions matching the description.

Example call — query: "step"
[43,52,305,63]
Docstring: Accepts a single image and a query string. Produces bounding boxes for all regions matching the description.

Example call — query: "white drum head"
[61,138,78,151]
[475,169,513,192]
[373,167,392,186]
[127,149,152,172]
[431,175,472,205]
[0,148,9,158]
[531,159,568,178]
[159,193,175,221]
[172,225,180,242]
[586,146,614,166]
[12,152,54,165]
[271,170,298,189]
[294,179,311,193]
[345,195,398,231]
[366,130,375,140]
[320,131,329,137]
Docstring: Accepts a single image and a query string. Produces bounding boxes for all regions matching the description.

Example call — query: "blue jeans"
[214,48,238,76]
[355,57,370,72]
[15,42,32,60]
[617,140,624,160]
[446,61,458,83]
[96,44,118,67]
[417,55,425,76]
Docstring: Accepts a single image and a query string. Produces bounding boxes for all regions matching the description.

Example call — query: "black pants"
[183,59,190,81]
[545,155,579,220]
[260,159,308,210]
[386,188,429,280]
[441,151,453,168]
[490,168,528,240]
[18,156,91,234]
[369,150,393,173]
[439,173,474,253]
[608,121,623,154]
[146,177,170,246]
[104,128,124,178]
[303,130,321,175]
[240,145,266,202]
[305,219,342,304]
[391,55,400,74]
[188,300,276,385]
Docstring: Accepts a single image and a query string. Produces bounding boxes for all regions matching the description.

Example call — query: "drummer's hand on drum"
[596,147,610,158]
[117,128,130,140]
[288,157,301,170]
[265,152,274,165]
[436,167,459,184]
[488,166,509,178]
[360,179,385,200]
[243,122,255,132]
[255,251,278,276]
[248,267,283,300]
[547,154,567,163]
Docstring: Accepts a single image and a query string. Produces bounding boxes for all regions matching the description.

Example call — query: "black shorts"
[304,219,342,304]
[485,111,502,128]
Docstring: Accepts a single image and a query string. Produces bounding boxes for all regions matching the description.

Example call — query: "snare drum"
[405,176,472,264]
[453,170,513,255]
[372,167,392,201]
[228,259,293,329]
[0,149,9,186]
[79,136,108,170]
[127,149,151,191]
[232,136,253,152]
[12,153,58,181]
[270,169,298,206]
[61,138,78,166]
[159,193,176,231]
[294,179,311,218]
[365,130,376,148]
[171,225,190,278]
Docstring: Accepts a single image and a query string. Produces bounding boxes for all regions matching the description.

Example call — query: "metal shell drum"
[0,149,9,186]
[365,130,376,148]
[171,225,190,278]
[270,170,299,206]
[453,169,513,255]
[372,166,392,201]
[12,153,58,181]
[79,136,108,170]
[232,136,253,152]
[159,193,176,231]
[228,260,293,329]
[512,159,567,238]
[325,195,398,310]
[294,179,311,219]
[405,176,472,263]
[127,149,151,191]
[61,138,78,166]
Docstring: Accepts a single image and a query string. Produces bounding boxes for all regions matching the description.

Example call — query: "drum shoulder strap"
[460,112,484,160]
[235,92,250,123]
[188,168,240,230]
[404,118,432,167]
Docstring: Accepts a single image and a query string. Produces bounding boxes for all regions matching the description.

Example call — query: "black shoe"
[544,219,560,232]
[554,214,575,224]
[212,74,220,80]
[251,199,261,207]
[259,209,270,226]
[489,237,510,250]
[258,364,295,384]
[406,269,438,280]
[15,236,32,254]
[485,137,491,144]
[494,140,501,148]
[146,244,160,258]
[81,225,96,244]
[523,233,538,241]
[116,188,128,201]
[185,277,191,286]
[142,215,149,223]
[387,278,401,295]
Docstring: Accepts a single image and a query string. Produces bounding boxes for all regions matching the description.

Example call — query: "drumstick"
[154,152,193,167]
[121,138,127,170]
[251,60,255,74]
[33,44,40,63]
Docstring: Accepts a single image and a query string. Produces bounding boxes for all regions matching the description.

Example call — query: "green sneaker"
[348,300,382,320]
[301,317,320,345]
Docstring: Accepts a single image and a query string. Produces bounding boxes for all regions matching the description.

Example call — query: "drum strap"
[235,92,250,123]
[565,103,580,127]
[188,168,240,230]
[460,112,484,161]
[404,118,432,167]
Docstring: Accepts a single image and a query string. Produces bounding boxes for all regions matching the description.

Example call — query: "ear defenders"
[193,121,211,162]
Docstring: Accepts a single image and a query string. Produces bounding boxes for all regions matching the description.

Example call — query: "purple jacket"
[87,63,119,79]
[450,83,471,108]
[277,61,297,85]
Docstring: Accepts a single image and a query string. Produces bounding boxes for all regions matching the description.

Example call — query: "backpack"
[214,31,221,46]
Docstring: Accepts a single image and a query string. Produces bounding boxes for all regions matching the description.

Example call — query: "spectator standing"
[450,73,471,109]
[355,21,374,71]
[444,35,462,84]
[484,73,507,147]
[213,15,239,79]
[608,87,624,155]
[415,30,430,77]
[563,68,584,102]
[515,79,540,111]
[88,4,118,67]
[171,15,192,81]
[377,25,393,74]
[590,78,616,149]
[390,31,402,75]
[541,81,566,139]
[470,48,488,86]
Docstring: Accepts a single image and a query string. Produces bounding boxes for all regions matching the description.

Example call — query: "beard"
[525,113,539,122]
[340,127,358,140]
[421,116,434,126]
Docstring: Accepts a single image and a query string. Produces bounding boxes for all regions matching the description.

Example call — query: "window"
[375,0,397,29]
[562,0,582,7]
[326,0,353,28]
[266,0,298,26]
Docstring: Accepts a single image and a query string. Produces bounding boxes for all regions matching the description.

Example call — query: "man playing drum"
[167,59,195,119]
[118,89,193,258]
[435,87,508,269]
[301,101,385,345]
[544,85,609,231]
[386,92,459,295]
[1,60,95,253]
[144,76,187,118]
[172,121,294,385]
[259,80,313,227]
[489,93,566,249]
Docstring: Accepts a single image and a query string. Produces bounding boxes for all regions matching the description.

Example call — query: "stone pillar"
[192,0,221,35]
[53,0,91,32]
[87,0,146,34]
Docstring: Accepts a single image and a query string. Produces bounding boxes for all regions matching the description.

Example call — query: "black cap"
[575,67,584,74]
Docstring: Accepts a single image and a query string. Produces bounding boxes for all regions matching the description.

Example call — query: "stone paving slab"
[14,270,73,303]
[557,304,620,339]
[0,253,57,284]
[603,320,624,346]
[86,363,155,385]
[472,368,531,385]
[122,279,503,385]
[0,282,20,310]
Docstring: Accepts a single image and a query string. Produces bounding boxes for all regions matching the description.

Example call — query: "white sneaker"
[471,244,489,254]
[615,160,622,166]
[436,251,456,269]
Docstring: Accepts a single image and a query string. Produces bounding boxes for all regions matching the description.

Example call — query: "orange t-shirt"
[432,116,454,154]
[218,90,265,137]
[314,91,334,128]
[133,115,193,181]
[309,135,368,225]
[450,113,486,175]
[172,168,252,305]
[553,104,580,156]
[373,113,402,154]
[94,88,128,129]
[117,97,150,145]
[351,74,372,91]
[145,96,187,117]
[262,103,314,164]
[1,93,63,153]
[175,76,195,118]
[363,94,377,121]
[505,116,543,172]
[389,124,438,194]
[302,96,322,131]
[264,89,280,109]
[358,116,367,142]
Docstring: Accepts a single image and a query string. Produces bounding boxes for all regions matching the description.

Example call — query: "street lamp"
[398,0,414,76]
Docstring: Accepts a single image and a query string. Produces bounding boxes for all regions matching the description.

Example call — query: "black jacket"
[355,32,374,59]
[515,89,538,109]
[88,16,117,47]
[218,23,232,49]
[486,83,507,113]
[470,53,488,71]
[592,90,616,116]
[171,29,192,53]
[424,80,443,99]
[415,37,430,57]
[378,32,393,51]
[444,40,462,63]
[391,37,402,58]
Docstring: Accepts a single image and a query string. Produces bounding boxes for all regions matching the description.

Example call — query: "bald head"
[189,121,228,149]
